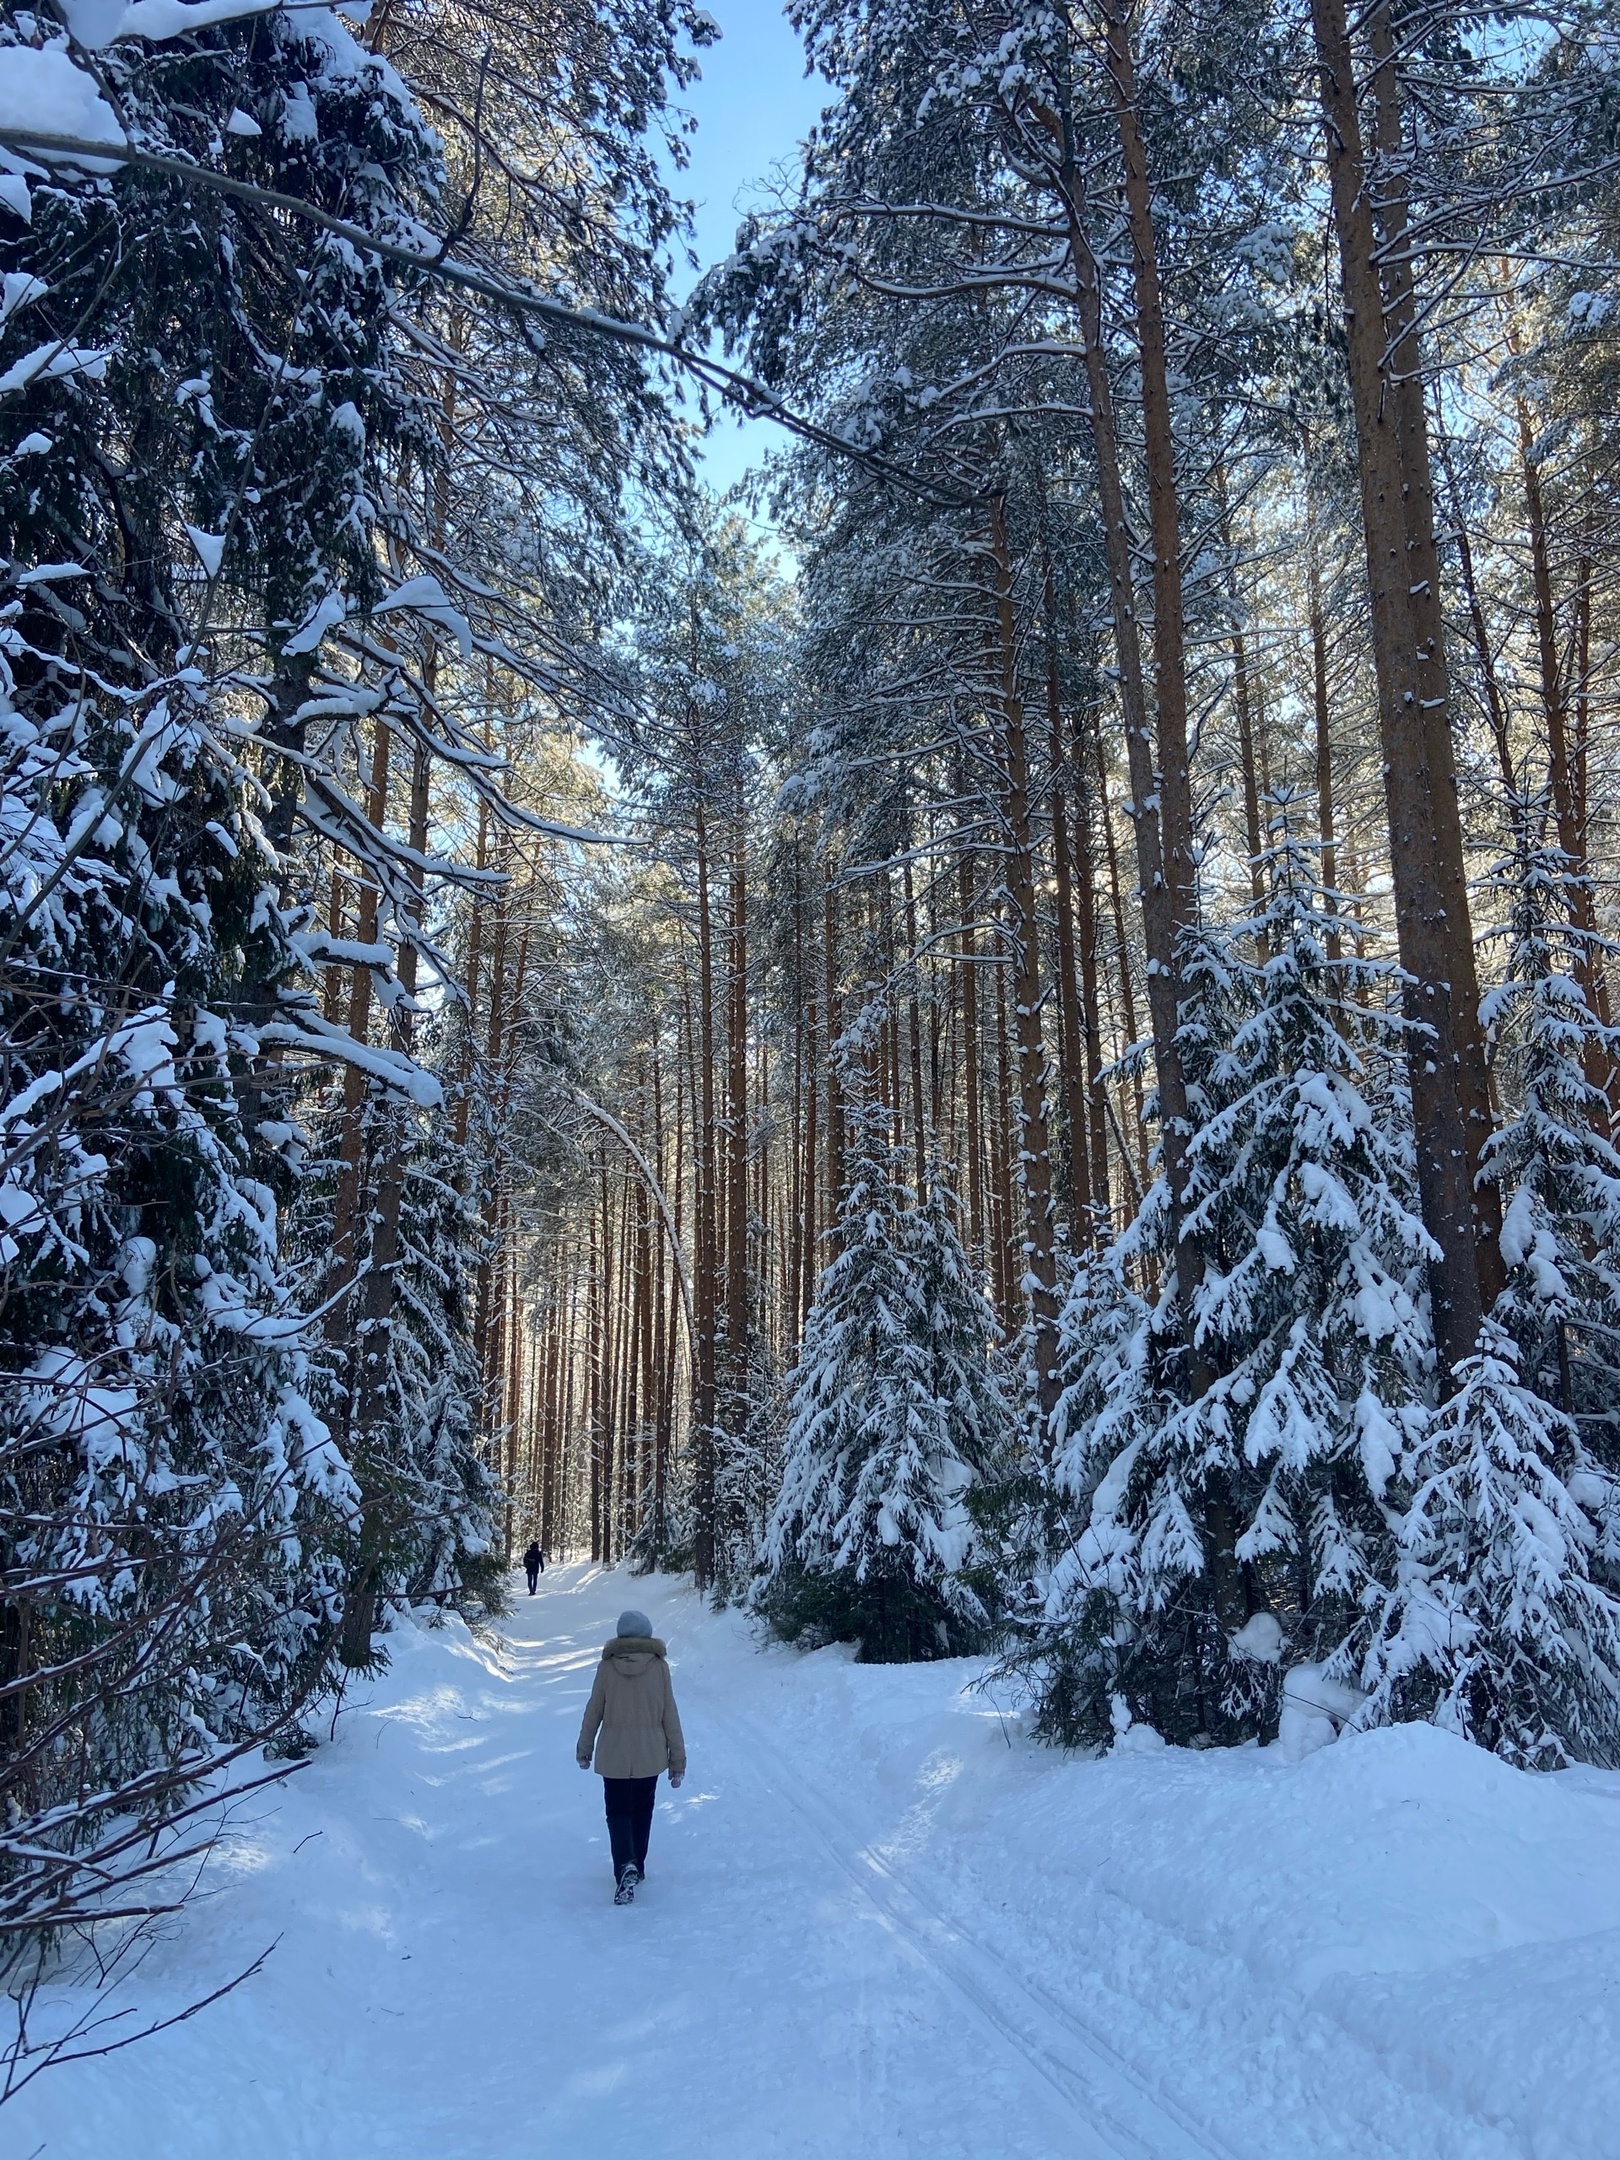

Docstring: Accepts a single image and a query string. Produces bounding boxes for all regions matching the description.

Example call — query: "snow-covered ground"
[11,1564,1620,2159]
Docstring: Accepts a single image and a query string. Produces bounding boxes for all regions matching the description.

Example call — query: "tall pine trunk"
[692,788,720,1591]
[1310,0,1503,1374]
[1043,564,1093,1245]
[988,495,1060,1417]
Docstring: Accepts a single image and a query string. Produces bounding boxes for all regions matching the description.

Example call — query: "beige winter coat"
[576,1636,687,1781]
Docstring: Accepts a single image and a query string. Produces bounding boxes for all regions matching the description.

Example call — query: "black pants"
[525,1564,539,1593]
[602,1775,657,1880]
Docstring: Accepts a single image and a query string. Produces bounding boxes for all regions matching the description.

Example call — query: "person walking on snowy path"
[523,1542,543,1594]
[576,1610,686,1904]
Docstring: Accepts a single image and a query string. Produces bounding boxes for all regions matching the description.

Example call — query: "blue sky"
[667,1,828,500]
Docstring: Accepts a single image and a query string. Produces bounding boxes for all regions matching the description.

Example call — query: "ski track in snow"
[10,1563,1620,2160]
[689,1683,1230,2160]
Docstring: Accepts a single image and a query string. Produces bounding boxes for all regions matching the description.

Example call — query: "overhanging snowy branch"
[0,127,978,510]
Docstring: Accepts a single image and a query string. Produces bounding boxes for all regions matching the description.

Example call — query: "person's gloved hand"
[669,1771,684,1789]
[576,1756,590,1770]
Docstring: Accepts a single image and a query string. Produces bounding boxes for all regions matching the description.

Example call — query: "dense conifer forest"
[8,0,1620,2078]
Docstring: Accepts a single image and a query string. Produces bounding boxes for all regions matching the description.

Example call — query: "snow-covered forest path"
[14,1566,1620,2160]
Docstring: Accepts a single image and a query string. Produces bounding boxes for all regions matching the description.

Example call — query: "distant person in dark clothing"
[523,1541,543,1594]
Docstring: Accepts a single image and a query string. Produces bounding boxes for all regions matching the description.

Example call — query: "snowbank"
[744,1622,1620,2158]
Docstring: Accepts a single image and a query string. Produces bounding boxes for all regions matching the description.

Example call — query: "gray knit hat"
[616,1609,654,1641]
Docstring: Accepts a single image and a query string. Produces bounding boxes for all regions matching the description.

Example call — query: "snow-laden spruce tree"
[1339,802,1620,1768]
[757,1104,1008,1660]
[286,1056,503,1657]
[1026,817,1435,1745]
[1355,1326,1620,1766]
[1021,812,1620,1765]
[379,1109,502,1611]
[1478,801,1620,1434]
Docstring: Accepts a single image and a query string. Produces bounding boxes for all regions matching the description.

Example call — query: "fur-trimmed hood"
[604,1635,666,1665]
